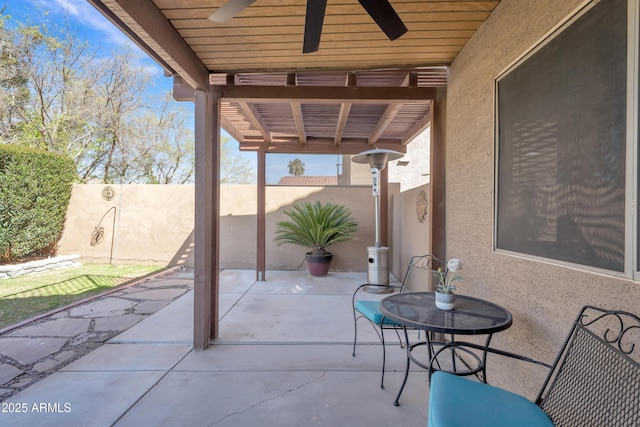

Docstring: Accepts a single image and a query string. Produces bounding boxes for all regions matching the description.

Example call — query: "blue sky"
[2,0,174,92]
[1,0,342,184]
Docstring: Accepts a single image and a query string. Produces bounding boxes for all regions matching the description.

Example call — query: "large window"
[495,0,629,273]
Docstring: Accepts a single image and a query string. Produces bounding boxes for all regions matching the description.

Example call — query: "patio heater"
[352,148,404,293]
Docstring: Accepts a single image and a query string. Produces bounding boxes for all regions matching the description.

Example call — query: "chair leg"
[380,326,386,389]
[352,308,359,357]
[427,333,442,374]
[394,326,411,406]
[353,308,390,390]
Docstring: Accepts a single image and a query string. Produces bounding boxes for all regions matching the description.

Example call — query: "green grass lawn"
[0,264,165,329]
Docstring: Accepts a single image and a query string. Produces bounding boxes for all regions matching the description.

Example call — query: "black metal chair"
[352,254,443,388]
[428,305,640,427]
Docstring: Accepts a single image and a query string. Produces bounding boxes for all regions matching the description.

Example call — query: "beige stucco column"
[193,87,221,350]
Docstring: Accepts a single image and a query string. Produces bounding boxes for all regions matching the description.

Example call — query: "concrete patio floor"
[1,269,432,426]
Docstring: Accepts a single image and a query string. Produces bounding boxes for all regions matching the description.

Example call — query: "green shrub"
[274,201,358,256]
[0,145,76,263]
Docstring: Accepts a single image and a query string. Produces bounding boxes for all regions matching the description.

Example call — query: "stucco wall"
[58,183,413,274]
[392,185,431,290]
[448,0,640,398]
[265,186,378,272]
[58,184,195,266]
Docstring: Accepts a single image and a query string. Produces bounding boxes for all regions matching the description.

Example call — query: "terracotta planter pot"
[305,253,333,277]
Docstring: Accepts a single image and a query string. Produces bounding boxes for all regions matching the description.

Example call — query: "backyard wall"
[447,0,640,399]
[58,183,423,275]
[392,185,431,290]
[58,185,195,266]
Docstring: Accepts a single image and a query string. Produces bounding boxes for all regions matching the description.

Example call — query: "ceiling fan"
[208,0,408,54]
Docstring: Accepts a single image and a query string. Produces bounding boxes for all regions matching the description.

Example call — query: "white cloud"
[52,0,81,16]
[143,64,164,78]
[32,0,134,48]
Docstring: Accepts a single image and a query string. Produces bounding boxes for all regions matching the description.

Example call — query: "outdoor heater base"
[362,285,395,294]
[364,246,393,294]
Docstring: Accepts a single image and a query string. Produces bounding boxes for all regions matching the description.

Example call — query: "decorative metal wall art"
[416,190,428,223]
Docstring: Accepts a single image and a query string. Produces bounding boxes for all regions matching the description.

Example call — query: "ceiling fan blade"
[208,0,257,23]
[303,0,328,53]
[357,0,408,41]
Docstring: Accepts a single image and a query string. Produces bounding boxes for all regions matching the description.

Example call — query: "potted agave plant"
[274,201,358,277]
[434,258,462,310]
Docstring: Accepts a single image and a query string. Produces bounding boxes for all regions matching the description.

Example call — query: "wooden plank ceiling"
[155,0,499,73]
[98,0,500,153]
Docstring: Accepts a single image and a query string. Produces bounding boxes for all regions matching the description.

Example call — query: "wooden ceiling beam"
[207,60,454,75]
[401,112,432,145]
[238,102,272,143]
[399,95,446,145]
[238,138,408,154]
[334,103,351,147]
[173,75,195,102]
[368,104,404,145]
[334,72,356,146]
[361,70,414,144]
[288,74,306,145]
[373,69,414,149]
[88,0,208,90]
[217,85,436,103]
[220,115,246,144]
[291,102,306,145]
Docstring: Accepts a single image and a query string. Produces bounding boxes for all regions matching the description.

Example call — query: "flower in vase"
[435,258,462,294]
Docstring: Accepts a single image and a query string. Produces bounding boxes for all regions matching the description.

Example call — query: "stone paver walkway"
[0,267,193,401]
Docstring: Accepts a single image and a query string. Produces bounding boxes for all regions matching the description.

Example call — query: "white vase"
[435,292,456,310]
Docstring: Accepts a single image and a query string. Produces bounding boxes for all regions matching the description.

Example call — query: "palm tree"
[287,158,305,176]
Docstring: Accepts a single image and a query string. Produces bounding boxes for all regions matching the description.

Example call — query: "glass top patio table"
[379,292,513,406]
[379,292,512,335]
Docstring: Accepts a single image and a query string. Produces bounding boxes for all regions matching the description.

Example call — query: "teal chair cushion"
[355,300,401,325]
[428,371,554,427]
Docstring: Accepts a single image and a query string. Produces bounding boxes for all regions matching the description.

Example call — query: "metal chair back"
[398,254,445,293]
[536,306,640,426]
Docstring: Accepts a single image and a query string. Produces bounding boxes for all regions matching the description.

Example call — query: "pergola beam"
[401,110,432,145]
[334,73,357,146]
[217,85,436,104]
[365,71,413,145]
[238,139,406,154]
[88,0,209,90]
[291,102,307,145]
[220,115,245,145]
[239,102,272,143]
[368,103,403,145]
[334,102,352,146]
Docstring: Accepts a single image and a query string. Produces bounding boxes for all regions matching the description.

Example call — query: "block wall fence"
[58,183,431,283]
